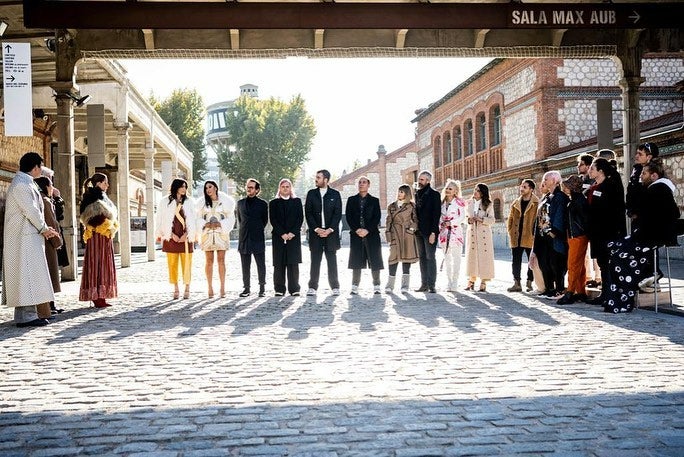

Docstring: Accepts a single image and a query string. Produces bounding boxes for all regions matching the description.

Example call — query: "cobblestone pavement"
[1,247,683,457]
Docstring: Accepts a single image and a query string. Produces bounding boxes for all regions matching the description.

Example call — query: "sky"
[120,57,492,178]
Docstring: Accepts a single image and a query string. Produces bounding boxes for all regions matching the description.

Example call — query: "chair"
[646,222,684,313]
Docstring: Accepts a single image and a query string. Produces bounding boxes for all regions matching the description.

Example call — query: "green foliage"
[216,95,316,199]
[150,89,208,186]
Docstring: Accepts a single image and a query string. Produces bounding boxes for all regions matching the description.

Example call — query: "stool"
[652,244,674,313]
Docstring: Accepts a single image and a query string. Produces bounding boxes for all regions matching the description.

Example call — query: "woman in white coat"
[465,183,496,292]
[196,180,235,298]
[156,178,197,299]
[439,179,467,292]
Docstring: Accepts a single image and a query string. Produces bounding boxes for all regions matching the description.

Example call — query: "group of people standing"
[505,143,680,313]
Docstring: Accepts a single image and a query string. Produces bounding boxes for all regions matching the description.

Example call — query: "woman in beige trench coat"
[465,183,496,292]
[384,184,419,293]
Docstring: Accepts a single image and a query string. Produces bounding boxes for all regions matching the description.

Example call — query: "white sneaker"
[374,285,381,294]
[307,288,316,296]
[332,288,340,296]
[350,285,359,295]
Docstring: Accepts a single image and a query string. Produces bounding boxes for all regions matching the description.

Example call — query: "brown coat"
[506,194,539,249]
[42,195,62,293]
[385,201,419,265]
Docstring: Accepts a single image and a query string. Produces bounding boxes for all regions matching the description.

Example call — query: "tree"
[150,89,208,186]
[216,95,316,199]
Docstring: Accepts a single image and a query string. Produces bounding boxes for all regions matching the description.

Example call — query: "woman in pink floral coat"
[439,179,467,292]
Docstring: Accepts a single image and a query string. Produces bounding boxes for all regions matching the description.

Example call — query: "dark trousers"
[416,233,438,288]
[537,236,567,293]
[388,262,411,276]
[352,269,381,286]
[511,246,533,281]
[240,252,266,290]
[274,263,300,294]
[308,249,340,290]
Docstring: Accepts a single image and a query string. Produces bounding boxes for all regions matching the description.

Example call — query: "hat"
[562,175,583,193]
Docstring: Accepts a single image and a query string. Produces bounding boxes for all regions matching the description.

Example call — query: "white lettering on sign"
[512,9,617,26]
[2,42,33,137]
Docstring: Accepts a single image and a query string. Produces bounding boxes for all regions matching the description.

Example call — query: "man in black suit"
[414,170,441,293]
[305,169,342,296]
[346,176,384,294]
[237,178,269,297]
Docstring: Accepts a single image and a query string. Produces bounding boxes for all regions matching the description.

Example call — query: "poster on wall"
[2,42,33,136]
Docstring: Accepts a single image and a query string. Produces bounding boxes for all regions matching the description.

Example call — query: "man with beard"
[305,169,342,296]
[237,179,269,297]
[414,170,441,293]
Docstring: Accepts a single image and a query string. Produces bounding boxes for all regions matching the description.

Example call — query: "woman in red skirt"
[79,172,119,308]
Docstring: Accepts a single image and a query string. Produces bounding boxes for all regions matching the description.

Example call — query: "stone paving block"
[29,447,85,457]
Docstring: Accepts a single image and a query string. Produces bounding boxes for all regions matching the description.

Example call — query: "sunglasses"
[642,143,653,154]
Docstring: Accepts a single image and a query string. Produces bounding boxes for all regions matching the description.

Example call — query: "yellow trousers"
[167,252,192,285]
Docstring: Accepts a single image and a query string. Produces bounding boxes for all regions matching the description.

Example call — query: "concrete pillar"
[116,123,131,268]
[52,89,78,281]
[376,145,387,209]
[144,147,156,261]
[161,160,173,194]
[106,166,120,255]
[596,99,614,151]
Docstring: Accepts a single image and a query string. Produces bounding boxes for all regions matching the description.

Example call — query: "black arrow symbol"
[6,75,15,82]
[4,44,11,52]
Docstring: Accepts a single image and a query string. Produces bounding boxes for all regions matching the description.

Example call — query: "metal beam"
[23,2,683,30]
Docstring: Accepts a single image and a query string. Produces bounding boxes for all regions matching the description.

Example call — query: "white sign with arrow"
[2,42,33,136]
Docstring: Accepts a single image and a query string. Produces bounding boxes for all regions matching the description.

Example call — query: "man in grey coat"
[2,152,60,327]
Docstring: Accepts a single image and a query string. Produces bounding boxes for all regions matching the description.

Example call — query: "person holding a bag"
[34,176,64,316]
[439,179,467,292]
[196,180,235,298]
[156,178,197,300]
[79,172,119,308]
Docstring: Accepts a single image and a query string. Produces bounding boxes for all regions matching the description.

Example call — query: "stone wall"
[503,105,538,166]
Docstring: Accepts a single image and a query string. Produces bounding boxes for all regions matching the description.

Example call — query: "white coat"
[195,191,236,237]
[155,196,198,242]
[1,171,55,307]
[465,198,496,280]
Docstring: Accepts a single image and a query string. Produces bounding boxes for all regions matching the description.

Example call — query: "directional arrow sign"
[2,42,33,136]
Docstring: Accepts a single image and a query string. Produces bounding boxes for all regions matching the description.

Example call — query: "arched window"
[453,127,462,160]
[465,120,473,156]
[493,198,503,222]
[443,131,452,164]
[477,112,487,151]
[491,105,501,146]
[434,136,442,168]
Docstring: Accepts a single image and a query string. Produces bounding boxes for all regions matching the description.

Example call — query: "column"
[144,147,156,261]
[116,123,132,268]
[161,160,173,194]
[52,89,78,281]
[376,145,387,209]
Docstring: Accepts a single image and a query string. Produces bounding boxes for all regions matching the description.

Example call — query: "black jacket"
[305,187,342,252]
[566,191,589,239]
[633,179,681,247]
[345,193,384,270]
[237,196,268,255]
[587,175,626,259]
[415,184,441,237]
[269,197,304,264]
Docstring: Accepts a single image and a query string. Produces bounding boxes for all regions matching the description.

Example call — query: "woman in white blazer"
[156,178,197,299]
[196,180,235,298]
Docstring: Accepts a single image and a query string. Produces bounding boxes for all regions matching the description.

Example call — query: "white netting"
[83,45,617,60]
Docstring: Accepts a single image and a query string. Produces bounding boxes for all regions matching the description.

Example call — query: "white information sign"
[2,42,33,136]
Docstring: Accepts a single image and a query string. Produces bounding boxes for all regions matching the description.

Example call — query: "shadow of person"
[341,293,389,332]
[281,296,336,340]
[230,297,295,336]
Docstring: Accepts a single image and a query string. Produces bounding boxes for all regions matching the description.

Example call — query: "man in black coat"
[269,178,304,296]
[346,176,384,294]
[237,178,269,297]
[414,170,441,293]
[305,169,342,296]
[602,158,680,313]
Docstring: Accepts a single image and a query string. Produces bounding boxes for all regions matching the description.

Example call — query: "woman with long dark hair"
[34,176,63,316]
[385,184,419,293]
[196,180,235,298]
[464,183,495,292]
[79,172,119,308]
[156,178,197,299]
[586,157,626,305]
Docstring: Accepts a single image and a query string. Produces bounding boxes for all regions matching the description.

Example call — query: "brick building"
[331,56,684,254]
